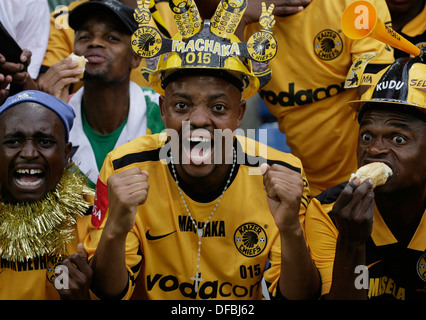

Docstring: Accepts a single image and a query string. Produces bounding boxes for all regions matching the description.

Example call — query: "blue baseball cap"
[0,90,75,140]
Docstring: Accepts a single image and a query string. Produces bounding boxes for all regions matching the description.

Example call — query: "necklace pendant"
[191,273,204,293]
[197,228,204,238]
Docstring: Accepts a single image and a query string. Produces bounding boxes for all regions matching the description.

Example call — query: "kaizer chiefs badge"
[246,2,277,63]
[417,253,426,282]
[131,26,163,58]
[314,29,343,60]
[131,0,163,59]
[247,31,277,62]
[234,223,267,257]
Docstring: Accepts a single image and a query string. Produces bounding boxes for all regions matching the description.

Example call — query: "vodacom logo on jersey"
[259,82,346,107]
[146,273,263,299]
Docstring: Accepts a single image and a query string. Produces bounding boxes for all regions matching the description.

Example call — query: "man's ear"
[64,142,72,162]
[159,95,166,123]
[236,99,246,128]
[130,54,142,70]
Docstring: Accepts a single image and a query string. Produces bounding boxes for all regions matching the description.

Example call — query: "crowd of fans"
[0,0,424,301]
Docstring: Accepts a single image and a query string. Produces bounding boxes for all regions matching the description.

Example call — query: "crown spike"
[210,0,247,39]
[169,0,202,39]
[134,0,152,26]
[258,3,275,31]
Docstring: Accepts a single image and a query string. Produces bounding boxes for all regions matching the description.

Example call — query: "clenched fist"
[261,163,304,232]
[105,168,149,235]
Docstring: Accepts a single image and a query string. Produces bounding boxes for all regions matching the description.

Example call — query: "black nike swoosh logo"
[146,230,176,241]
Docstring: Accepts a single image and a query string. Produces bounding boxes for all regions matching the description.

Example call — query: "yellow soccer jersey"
[305,183,426,299]
[246,0,394,196]
[0,215,90,300]
[85,133,310,300]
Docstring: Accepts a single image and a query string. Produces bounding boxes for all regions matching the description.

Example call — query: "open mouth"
[14,169,45,187]
[183,136,214,165]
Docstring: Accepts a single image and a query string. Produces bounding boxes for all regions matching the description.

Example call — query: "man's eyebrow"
[171,92,228,100]
[3,131,25,139]
[386,121,411,130]
[4,131,56,139]
[32,132,57,139]
[172,92,192,100]
[359,119,373,127]
[360,119,412,130]
[208,93,228,100]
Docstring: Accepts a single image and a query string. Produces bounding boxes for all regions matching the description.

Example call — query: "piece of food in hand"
[260,163,269,175]
[69,53,88,79]
[349,162,393,188]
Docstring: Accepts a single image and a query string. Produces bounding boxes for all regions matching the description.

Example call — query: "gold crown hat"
[131,0,278,100]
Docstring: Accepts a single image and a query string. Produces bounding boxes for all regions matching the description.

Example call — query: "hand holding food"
[349,162,393,188]
[69,53,88,79]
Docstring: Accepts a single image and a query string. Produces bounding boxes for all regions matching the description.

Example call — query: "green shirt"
[82,108,127,175]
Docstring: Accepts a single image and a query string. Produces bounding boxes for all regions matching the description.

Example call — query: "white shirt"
[68,81,159,185]
[0,0,50,78]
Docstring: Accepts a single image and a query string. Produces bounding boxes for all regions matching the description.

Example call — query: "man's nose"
[366,138,390,156]
[20,141,39,160]
[188,107,212,128]
[88,35,106,48]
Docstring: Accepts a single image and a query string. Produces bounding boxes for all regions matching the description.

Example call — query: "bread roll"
[349,162,393,188]
[69,53,88,79]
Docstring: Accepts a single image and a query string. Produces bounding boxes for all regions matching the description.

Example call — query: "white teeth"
[16,169,43,175]
[188,137,211,143]
[15,177,44,187]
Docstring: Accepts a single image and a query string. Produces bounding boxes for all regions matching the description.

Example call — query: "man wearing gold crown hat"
[305,51,426,299]
[0,90,94,299]
[84,0,320,300]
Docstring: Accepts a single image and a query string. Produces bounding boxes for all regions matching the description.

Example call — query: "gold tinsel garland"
[0,162,94,262]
